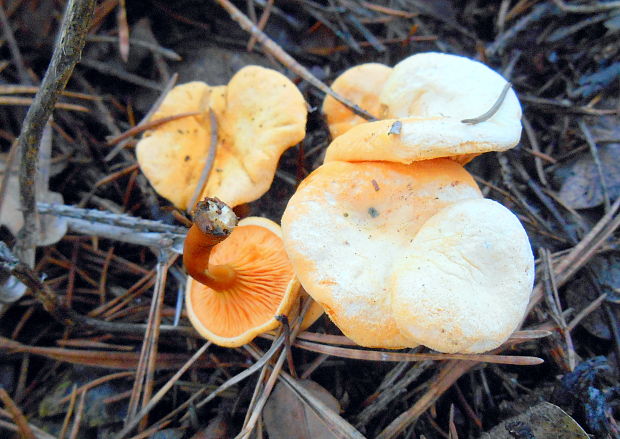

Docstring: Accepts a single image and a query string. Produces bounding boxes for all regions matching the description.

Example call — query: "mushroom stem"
[183,198,239,290]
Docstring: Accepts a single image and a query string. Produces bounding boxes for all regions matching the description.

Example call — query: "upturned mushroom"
[322,52,521,165]
[136,66,308,210]
[282,53,534,353]
[184,198,302,347]
[282,159,487,348]
[282,159,534,352]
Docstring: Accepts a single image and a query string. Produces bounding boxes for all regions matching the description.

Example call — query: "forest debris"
[552,356,619,437]
[0,156,68,247]
[565,255,620,339]
[478,402,588,439]
[13,0,95,270]
[263,380,341,439]
[555,117,620,209]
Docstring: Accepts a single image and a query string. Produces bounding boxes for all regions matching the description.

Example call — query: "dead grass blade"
[0,388,35,439]
[0,96,90,112]
[113,342,211,439]
[0,336,224,370]
[294,340,543,366]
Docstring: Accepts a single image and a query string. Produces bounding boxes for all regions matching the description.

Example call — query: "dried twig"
[58,385,78,439]
[552,0,620,13]
[461,82,512,124]
[37,203,186,252]
[86,34,181,60]
[187,109,218,211]
[0,388,35,439]
[294,340,543,366]
[213,0,378,121]
[67,391,87,439]
[114,342,211,439]
[0,3,30,84]
[14,0,96,268]
[486,4,557,56]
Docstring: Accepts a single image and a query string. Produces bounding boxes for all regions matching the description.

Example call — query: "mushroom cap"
[281,159,483,348]
[324,115,516,165]
[322,52,521,164]
[321,63,392,138]
[136,66,307,210]
[380,52,521,125]
[136,82,221,209]
[186,216,301,347]
[390,198,535,353]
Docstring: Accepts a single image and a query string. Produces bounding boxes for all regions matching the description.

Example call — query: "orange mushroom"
[137,66,308,211]
[183,198,302,347]
[321,63,392,138]
[282,160,535,352]
[281,54,533,352]
[282,159,485,348]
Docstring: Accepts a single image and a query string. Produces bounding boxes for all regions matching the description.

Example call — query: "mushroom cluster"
[134,66,310,346]
[281,52,535,353]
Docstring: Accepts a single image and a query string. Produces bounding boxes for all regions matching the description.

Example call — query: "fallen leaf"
[263,379,341,439]
[478,402,589,439]
[190,414,229,439]
[555,116,620,209]
[565,255,620,340]
[38,368,128,427]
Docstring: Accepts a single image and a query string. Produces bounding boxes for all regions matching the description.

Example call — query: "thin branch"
[213,0,378,121]
[0,388,35,439]
[15,0,96,267]
[37,202,186,252]
[86,34,181,60]
[552,0,620,13]
[461,82,512,124]
[187,109,218,211]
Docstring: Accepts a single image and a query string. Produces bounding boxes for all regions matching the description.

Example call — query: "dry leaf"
[555,116,620,209]
[263,379,341,439]
[478,402,589,439]
[565,255,620,340]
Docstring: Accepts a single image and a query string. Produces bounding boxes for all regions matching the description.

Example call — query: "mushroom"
[390,198,534,353]
[321,52,521,165]
[281,53,533,352]
[136,66,308,211]
[321,63,392,138]
[184,198,301,347]
[281,160,534,352]
[281,159,485,348]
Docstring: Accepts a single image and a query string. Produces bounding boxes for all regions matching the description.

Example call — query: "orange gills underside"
[187,224,295,338]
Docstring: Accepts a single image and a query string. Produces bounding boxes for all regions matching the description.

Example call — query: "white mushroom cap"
[325,52,522,164]
[390,198,535,353]
[381,52,520,123]
[281,159,483,348]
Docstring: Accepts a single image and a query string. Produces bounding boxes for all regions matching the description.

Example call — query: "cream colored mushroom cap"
[136,66,307,210]
[325,52,522,164]
[281,159,483,348]
[390,198,535,354]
